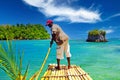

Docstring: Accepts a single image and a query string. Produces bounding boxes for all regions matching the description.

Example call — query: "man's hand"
[50,40,53,48]
[56,41,63,45]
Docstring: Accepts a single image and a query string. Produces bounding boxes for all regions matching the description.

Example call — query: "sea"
[0,39,120,80]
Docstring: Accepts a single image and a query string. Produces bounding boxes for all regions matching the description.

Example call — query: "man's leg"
[56,59,60,70]
[67,57,71,69]
[56,45,63,70]
[64,41,71,69]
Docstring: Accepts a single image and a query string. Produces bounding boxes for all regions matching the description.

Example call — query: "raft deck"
[41,64,92,80]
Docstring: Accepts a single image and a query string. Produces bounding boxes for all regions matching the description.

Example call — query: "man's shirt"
[50,24,69,44]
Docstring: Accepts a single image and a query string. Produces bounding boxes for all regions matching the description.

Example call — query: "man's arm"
[50,31,56,47]
[50,39,53,48]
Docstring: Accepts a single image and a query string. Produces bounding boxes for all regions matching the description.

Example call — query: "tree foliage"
[0,41,29,80]
[88,29,106,36]
[0,24,50,40]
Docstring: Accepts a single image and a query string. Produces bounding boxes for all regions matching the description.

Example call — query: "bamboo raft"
[41,64,92,80]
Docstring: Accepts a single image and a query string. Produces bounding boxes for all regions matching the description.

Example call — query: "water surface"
[0,39,120,80]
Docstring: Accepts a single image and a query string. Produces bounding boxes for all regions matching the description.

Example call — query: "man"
[46,20,71,70]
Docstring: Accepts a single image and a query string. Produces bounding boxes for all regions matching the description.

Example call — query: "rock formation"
[86,30,108,42]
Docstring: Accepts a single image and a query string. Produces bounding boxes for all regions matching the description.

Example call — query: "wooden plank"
[62,69,66,80]
[74,66,82,80]
[76,66,92,80]
[47,70,51,80]
[47,69,52,80]
[55,70,58,80]
[76,66,86,80]
[57,70,59,79]
[67,69,72,80]
[81,68,92,80]
[70,68,76,80]
[74,67,79,80]
[78,67,92,80]
[49,70,54,80]
[54,69,57,80]
[72,66,80,80]
[64,68,68,80]
[58,70,61,80]
[59,69,62,80]
[77,67,88,80]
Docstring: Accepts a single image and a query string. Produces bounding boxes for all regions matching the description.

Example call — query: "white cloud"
[23,0,101,23]
[100,26,114,34]
[104,13,120,21]
[105,29,114,34]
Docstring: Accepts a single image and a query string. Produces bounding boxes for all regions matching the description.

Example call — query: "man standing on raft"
[46,20,71,70]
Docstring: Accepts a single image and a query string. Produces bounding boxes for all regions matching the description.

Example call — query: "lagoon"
[0,39,120,80]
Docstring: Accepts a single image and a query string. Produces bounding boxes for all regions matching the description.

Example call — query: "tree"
[0,24,50,40]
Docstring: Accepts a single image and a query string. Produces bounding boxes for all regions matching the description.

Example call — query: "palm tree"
[0,41,29,80]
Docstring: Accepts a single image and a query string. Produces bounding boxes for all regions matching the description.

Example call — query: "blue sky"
[0,0,120,39]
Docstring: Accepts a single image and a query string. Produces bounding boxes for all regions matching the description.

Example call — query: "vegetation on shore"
[0,24,50,40]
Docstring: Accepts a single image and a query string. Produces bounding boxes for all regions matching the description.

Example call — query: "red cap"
[46,20,53,26]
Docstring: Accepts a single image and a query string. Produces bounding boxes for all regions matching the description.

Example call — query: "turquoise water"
[0,39,120,80]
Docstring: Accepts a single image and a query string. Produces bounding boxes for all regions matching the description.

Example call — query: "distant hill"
[86,30,108,42]
[0,24,50,40]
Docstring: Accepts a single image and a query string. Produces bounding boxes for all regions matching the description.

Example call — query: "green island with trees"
[0,24,50,40]
[86,29,108,42]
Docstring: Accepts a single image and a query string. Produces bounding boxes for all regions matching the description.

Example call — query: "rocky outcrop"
[86,30,108,42]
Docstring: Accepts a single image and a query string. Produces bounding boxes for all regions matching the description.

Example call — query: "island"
[0,24,50,40]
[86,30,108,42]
